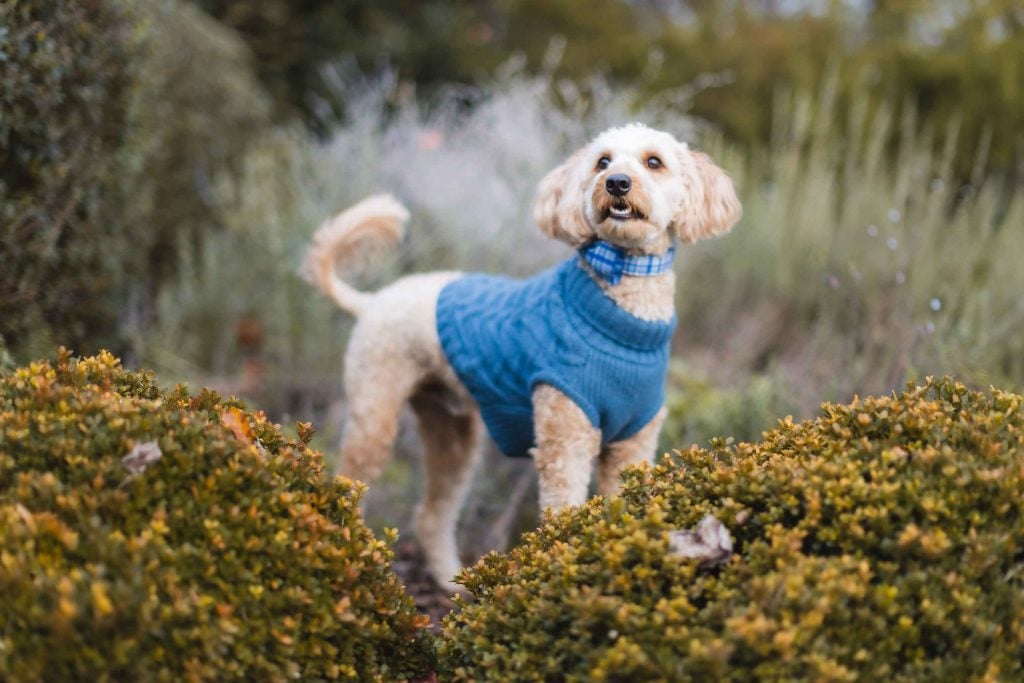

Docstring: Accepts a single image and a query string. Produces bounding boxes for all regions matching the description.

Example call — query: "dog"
[304,123,742,592]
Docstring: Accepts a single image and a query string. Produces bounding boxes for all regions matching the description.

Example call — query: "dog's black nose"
[605,174,631,196]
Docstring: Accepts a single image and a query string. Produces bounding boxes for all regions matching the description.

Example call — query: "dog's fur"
[304,124,742,592]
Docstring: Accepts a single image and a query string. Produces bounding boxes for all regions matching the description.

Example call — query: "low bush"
[439,377,1024,681]
[0,351,432,681]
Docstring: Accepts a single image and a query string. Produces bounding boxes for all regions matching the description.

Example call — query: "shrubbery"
[439,377,1024,680]
[0,351,432,681]
[0,0,135,356]
[118,0,271,301]
[0,0,269,362]
[661,362,796,452]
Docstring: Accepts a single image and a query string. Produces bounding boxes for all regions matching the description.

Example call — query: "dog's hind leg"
[596,406,667,496]
[337,342,424,485]
[410,388,482,593]
[336,270,461,486]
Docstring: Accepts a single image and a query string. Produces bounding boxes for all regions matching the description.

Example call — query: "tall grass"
[675,80,1024,421]
[136,67,1023,546]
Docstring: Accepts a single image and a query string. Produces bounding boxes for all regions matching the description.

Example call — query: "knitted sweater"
[435,257,675,458]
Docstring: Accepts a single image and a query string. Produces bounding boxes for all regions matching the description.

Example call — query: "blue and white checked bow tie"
[579,240,676,285]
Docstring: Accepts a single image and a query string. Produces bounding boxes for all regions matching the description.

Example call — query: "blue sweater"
[435,257,675,458]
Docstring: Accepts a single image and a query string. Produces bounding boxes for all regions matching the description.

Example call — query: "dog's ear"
[533,148,593,246]
[672,148,742,243]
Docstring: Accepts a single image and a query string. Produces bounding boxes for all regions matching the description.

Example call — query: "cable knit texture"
[436,257,675,458]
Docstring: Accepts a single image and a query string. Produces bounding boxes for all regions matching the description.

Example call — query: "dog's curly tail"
[301,194,409,316]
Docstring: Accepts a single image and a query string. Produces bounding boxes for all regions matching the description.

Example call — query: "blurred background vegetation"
[2,0,1022,550]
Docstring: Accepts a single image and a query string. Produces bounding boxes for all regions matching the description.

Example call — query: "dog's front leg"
[596,406,667,496]
[530,384,601,511]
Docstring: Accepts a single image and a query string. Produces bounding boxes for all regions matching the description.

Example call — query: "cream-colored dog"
[304,124,741,592]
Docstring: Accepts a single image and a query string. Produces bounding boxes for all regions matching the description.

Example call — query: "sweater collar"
[578,240,676,285]
[560,258,676,351]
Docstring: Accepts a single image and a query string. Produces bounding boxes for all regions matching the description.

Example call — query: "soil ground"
[392,541,457,632]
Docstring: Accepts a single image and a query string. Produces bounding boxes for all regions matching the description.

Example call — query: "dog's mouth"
[605,201,644,222]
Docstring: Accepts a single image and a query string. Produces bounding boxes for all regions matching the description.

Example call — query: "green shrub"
[0,0,270,363]
[661,362,798,451]
[0,0,135,357]
[439,377,1024,681]
[118,0,271,303]
[0,351,432,681]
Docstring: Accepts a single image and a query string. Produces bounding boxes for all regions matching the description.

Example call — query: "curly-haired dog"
[304,124,742,592]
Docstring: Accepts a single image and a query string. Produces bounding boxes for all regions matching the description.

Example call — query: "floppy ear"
[673,149,742,243]
[533,148,594,247]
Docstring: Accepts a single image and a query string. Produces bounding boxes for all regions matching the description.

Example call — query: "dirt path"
[392,541,458,632]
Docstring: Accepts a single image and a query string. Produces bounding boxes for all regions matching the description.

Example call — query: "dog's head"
[533,124,742,252]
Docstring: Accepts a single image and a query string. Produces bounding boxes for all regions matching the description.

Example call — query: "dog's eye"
[646,156,663,170]
[597,156,611,170]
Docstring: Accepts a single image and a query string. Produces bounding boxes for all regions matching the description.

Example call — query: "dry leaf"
[122,441,163,476]
[15,503,35,531]
[668,514,734,566]
[220,407,254,443]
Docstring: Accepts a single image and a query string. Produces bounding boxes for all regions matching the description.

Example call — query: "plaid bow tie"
[579,240,676,285]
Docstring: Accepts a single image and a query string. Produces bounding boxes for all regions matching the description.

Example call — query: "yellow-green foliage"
[0,351,432,682]
[440,378,1024,681]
